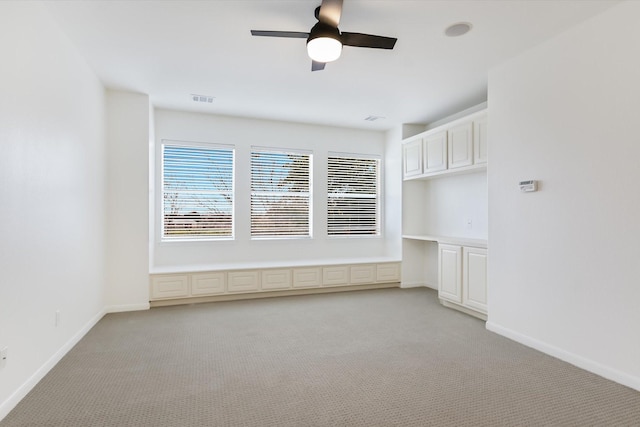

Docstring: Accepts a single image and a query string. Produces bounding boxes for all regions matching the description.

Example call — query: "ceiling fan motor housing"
[308,22,341,44]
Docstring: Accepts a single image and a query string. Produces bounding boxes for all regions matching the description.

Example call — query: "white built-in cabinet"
[462,246,488,313]
[401,106,488,319]
[402,110,487,180]
[423,130,448,173]
[448,122,474,169]
[150,262,401,303]
[438,244,462,302]
[402,139,423,178]
[473,115,488,165]
[438,244,487,319]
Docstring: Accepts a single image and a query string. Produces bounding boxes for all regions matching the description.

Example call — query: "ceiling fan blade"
[318,0,343,27]
[341,32,397,49]
[250,30,309,39]
[312,61,326,72]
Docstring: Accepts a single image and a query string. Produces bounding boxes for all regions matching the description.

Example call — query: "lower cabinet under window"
[150,262,401,303]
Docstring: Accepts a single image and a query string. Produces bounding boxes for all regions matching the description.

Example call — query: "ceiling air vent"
[364,115,385,122]
[191,94,214,103]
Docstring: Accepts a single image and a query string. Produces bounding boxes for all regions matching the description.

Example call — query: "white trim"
[105,303,150,313]
[150,256,401,274]
[401,282,437,290]
[0,308,106,421]
[400,281,425,288]
[486,321,640,392]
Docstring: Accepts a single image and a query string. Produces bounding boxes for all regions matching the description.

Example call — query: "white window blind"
[251,149,311,238]
[327,154,380,236]
[162,143,234,239]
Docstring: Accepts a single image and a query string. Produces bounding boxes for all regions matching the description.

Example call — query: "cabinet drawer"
[150,275,189,300]
[191,272,225,296]
[261,269,292,290]
[227,271,260,293]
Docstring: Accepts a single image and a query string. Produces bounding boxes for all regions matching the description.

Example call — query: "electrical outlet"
[466,219,473,229]
[0,347,7,366]
[55,310,61,327]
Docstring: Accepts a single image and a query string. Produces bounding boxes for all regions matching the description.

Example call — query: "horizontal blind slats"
[327,156,380,236]
[251,150,311,237]
[163,144,234,238]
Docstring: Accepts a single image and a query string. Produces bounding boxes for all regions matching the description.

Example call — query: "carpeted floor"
[2,287,639,426]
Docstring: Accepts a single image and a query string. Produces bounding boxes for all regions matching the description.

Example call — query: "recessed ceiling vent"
[364,115,385,122]
[191,94,214,103]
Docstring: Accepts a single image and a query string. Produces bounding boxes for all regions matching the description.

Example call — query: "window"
[251,149,312,238]
[162,142,234,239]
[327,154,380,236]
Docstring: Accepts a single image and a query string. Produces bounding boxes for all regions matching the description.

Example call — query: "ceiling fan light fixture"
[307,22,342,63]
[307,37,342,62]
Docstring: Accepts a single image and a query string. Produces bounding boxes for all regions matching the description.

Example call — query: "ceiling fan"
[250,0,397,71]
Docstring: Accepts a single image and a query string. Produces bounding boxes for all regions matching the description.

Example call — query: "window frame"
[326,152,382,238]
[160,140,235,242]
[250,147,313,240]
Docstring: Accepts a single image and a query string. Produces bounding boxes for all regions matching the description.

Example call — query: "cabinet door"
[423,131,447,173]
[350,264,376,284]
[376,262,401,283]
[150,275,189,300]
[191,272,225,296]
[322,265,349,287]
[473,115,488,165]
[227,271,260,293]
[448,122,473,169]
[292,267,322,288]
[402,139,423,178]
[261,269,292,290]
[438,244,462,303]
[462,247,488,313]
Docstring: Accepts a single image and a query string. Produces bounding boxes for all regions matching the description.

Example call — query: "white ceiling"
[44,0,618,131]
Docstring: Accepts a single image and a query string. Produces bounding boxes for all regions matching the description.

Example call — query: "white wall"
[105,91,151,311]
[152,109,400,272]
[487,0,640,390]
[422,172,488,239]
[0,1,107,417]
[384,127,404,259]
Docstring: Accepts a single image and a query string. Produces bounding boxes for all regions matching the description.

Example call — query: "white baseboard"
[0,308,106,421]
[401,282,438,291]
[105,303,150,313]
[486,321,640,392]
[400,281,426,288]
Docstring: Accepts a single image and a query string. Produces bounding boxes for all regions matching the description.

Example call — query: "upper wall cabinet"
[473,115,488,165]
[448,122,473,169]
[424,130,448,173]
[402,110,487,180]
[402,138,423,178]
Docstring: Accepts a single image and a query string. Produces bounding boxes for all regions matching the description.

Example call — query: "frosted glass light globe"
[307,37,342,63]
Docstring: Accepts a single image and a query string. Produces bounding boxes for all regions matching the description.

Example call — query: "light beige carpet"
[2,287,639,426]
